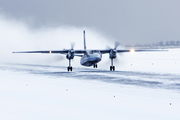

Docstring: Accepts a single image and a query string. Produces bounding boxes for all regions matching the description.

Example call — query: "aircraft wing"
[74,50,86,54]
[99,49,168,54]
[117,49,168,52]
[13,49,167,54]
[99,50,110,54]
[13,50,69,54]
[13,50,86,54]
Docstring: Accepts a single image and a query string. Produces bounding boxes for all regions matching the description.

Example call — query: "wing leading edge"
[13,50,86,54]
[13,49,168,54]
[118,49,168,53]
[98,49,168,54]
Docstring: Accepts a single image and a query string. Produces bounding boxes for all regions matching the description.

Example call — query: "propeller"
[65,42,75,60]
[106,41,121,60]
[114,41,120,50]
[106,41,125,56]
[63,42,75,51]
[71,42,75,50]
[106,41,120,50]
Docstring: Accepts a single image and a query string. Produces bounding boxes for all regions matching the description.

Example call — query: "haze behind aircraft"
[13,30,167,71]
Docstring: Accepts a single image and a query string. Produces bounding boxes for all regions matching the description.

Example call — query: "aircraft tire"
[113,66,115,71]
[110,66,112,71]
[67,67,69,71]
[71,67,73,71]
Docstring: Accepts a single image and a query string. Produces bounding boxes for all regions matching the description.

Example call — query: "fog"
[0,15,120,67]
[1,14,180,73]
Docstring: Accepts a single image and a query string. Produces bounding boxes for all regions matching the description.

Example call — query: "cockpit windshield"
[89,50,100,54]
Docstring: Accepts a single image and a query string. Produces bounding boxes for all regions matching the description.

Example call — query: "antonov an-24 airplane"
[13,30,167,71]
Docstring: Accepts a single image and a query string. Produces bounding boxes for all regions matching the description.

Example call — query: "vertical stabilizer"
[83,30,86,50]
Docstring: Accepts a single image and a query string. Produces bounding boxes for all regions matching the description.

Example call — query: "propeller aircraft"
[13,30,167,71]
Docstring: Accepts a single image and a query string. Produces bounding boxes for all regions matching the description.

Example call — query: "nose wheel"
[93,64,98,68]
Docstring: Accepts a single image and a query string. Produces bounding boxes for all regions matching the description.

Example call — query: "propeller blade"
[71,42,75,50]
[115,42,120,50]
[105,42,120,50]
[106,45,111,49]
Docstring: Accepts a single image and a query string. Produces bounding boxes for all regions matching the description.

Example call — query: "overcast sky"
[1,0,180,45]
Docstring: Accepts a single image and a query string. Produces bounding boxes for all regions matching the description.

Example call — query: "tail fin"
[83,30,86,50]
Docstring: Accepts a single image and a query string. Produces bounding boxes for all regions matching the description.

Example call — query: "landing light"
[49,51,52,53]
[130,49,135,53]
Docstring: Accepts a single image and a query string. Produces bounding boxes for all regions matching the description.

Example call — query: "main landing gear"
[67,66,72,71]
[67,59,72,71]
[110,66,115,71]
[110,59,115,71]
[93,64,97,68]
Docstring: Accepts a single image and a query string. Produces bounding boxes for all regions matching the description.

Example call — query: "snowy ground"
[1,14,180,120]
[0,59,180,120]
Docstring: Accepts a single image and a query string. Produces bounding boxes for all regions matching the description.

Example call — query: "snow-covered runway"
[1,63,180,91]
[0,63,180,120]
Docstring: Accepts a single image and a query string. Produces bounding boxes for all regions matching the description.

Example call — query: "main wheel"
[67,67,69,71]
[96,64,97,68]
[113,66,115,71]
[70,67,73,71]
[110,66,112,71]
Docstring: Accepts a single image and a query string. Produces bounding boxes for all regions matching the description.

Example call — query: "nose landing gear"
[93,64,98,68]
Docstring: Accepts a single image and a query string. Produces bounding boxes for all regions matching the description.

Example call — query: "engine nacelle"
[109,49,117,59]
[66,50,74,59]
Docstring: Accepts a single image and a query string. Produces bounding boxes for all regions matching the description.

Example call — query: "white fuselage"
[80,52,102,66]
